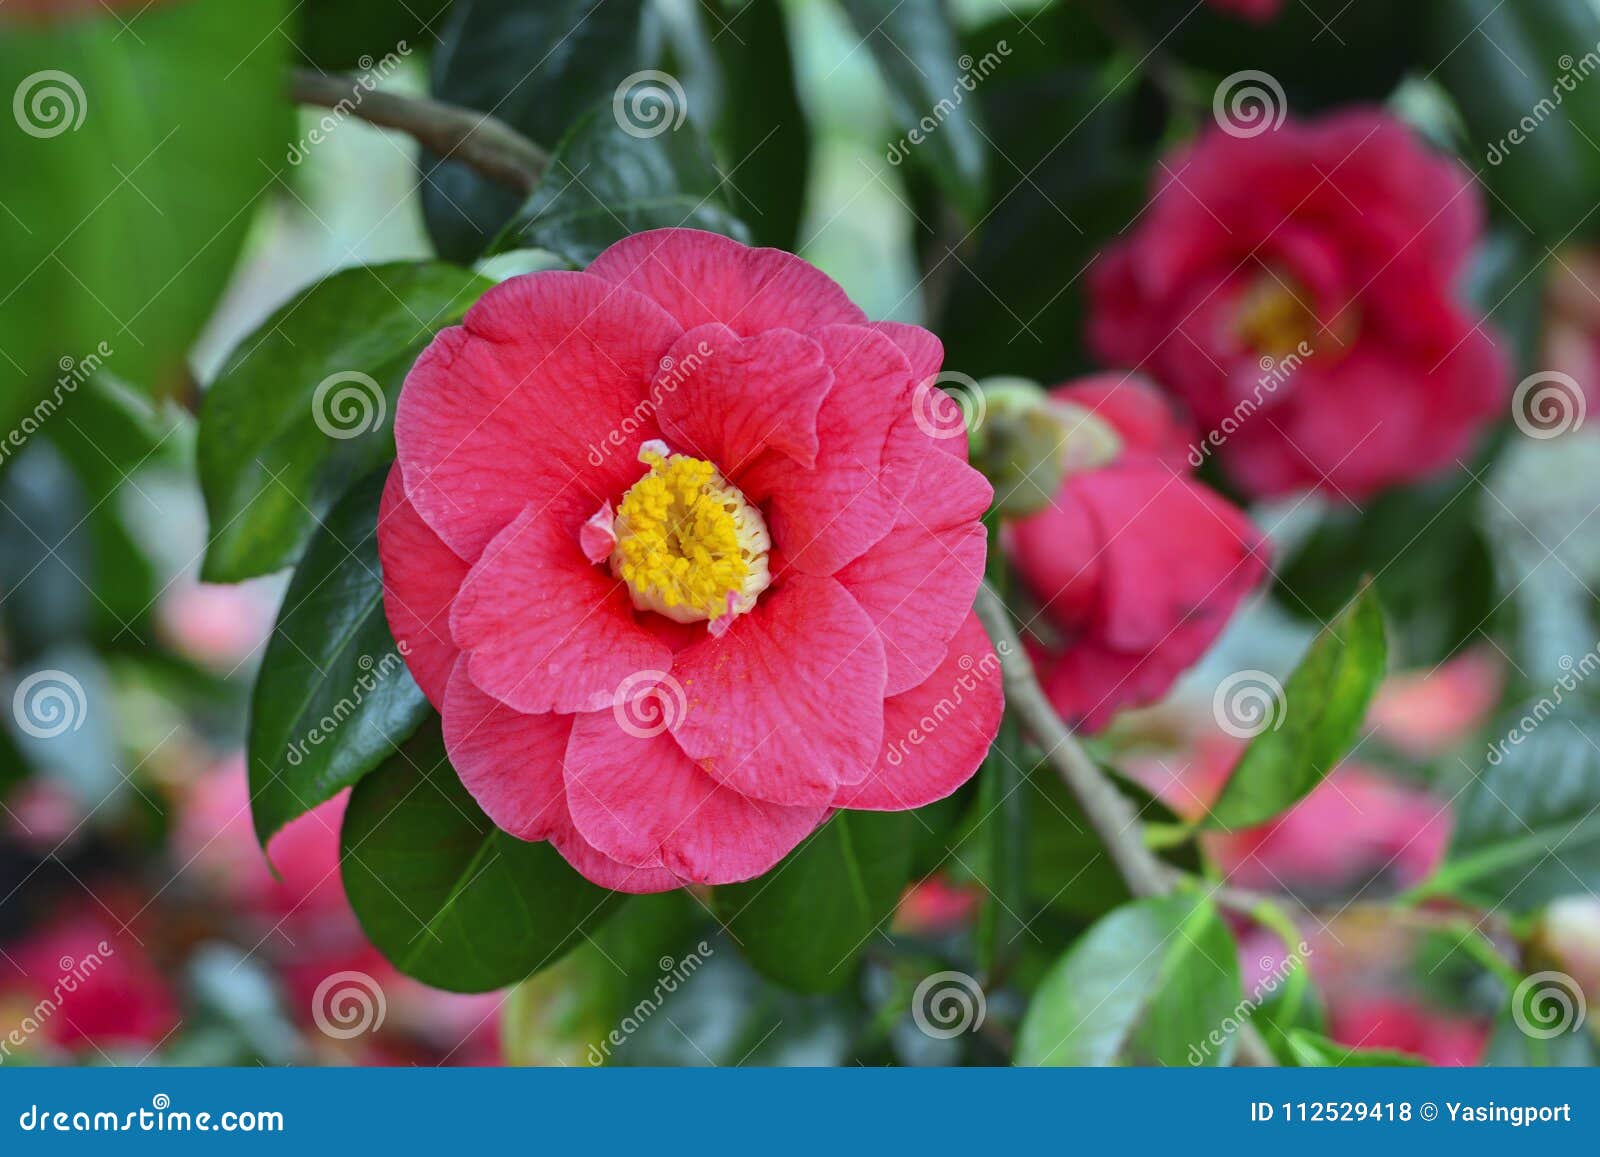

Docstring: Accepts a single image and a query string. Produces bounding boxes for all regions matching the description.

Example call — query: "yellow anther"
[611,443,771,624]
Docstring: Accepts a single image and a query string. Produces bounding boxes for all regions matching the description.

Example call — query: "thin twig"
[288,69,548,193]
[974,582,1279,1066]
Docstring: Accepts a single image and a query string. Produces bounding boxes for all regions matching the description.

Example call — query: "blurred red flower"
[1088,110,1507,500]
[1007,374,1269,731]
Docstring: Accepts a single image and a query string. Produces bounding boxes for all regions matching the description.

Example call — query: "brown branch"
[288,69,548,194]
[974,582,1279,1066]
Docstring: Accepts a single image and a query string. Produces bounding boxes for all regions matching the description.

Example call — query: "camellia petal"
[450,502,673,715]
[378,464,468,710]
[585,228,867,336]
[670,575,887,806]
[564,714,826,885]
[834,612,1004,810]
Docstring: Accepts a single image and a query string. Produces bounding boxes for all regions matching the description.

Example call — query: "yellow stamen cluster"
[611,446,771,623]
[1235,276,1320,359]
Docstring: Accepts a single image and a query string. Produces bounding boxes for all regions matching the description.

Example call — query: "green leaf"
[699,0,808,250]
[248,471,429,848]
[1015,892,1242,1066]
[199,262,489,582]
[1433,712,1600,911]
[0,0,290,419]
[714,809,915,993]
[1283,1029,1425,1067]
[423,0,646,261]
[839,0,986,222]
[341,718,626,992]
[490,104,748,266]
[936,61,1153,381]
[1203,584,1387,830]
[1426,0,1600,241]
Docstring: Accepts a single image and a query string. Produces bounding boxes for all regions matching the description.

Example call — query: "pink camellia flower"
[1007,374,1268,731]
[1088,110,1507,500]
[379,229,1000,893]
[0,909,179,1057]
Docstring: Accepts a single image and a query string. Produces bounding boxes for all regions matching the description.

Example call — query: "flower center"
[610,441,771,625]
[1234,275,1319,359]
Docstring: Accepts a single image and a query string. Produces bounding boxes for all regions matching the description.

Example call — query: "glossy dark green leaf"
[839,0,986,222]
[936,63,1153,381]
[340,718,625,992]
[698,0,808,249]
[1273,468,1497,667]
[423,0,646,261]
[1204,584,1387,830]
[199,262,489,582]
[1437,712,1600,912]
[490,105,748,266]
[1015,892,1242,1066]
[1426,0,1600,242]
[0,0,290,422]
[249,472,429,848]
[1283,1029,1424,1067]
[715,810,915,993]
